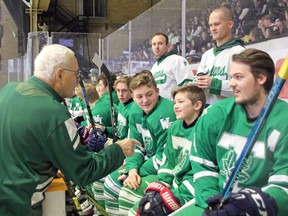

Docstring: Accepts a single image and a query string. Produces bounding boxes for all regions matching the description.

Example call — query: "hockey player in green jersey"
[172,48,287,216]
[150,32,195,100]
[103,76,135,214]
[103,71,176,215]
[129,84,206,216]
[0,44,140,216]
[196,6,245,105]
[96,72,120,105]
[114,75,134,140]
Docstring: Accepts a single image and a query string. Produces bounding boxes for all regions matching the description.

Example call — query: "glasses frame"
[62,67,82,78]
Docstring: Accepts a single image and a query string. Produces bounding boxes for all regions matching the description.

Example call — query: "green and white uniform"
[128,119,198,215]
[0,77,125,216]
[151,51,195,100]
[83,95,118,212]
[69,95,85,119]
[104,97,176,215]
[197,38,245,105]
[116,98,134,140]
[175,97,288,216]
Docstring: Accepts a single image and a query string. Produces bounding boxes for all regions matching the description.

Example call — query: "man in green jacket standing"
[0,44,140,216]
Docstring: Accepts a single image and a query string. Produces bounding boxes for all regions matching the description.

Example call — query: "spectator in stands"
[150,32,195,100]
[259,14,280,38]
[196,6,245,106]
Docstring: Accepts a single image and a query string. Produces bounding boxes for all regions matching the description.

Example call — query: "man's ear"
[258,73,267,85]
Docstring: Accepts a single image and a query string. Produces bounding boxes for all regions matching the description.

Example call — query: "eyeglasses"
[62,67,81,78]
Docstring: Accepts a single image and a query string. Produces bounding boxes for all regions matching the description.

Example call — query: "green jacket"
[0,77,124,216]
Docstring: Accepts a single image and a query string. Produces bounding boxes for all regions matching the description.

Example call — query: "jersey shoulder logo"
[160,117,173,129]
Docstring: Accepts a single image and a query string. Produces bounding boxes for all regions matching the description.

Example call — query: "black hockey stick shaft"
[92,53,118,142]
[221,56,288,203]
[79,76,97,135]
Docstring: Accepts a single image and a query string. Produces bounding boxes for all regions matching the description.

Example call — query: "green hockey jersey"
[0,77,124,216]
[191,97,288,216]
[158,119,198,205]
[125,96,176,176]
[117,98,134,140]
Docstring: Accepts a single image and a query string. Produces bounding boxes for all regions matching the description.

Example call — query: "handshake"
[76,123,108,152]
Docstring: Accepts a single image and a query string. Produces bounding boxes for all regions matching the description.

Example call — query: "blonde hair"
[129,70,156,92]
[76,83,99,103]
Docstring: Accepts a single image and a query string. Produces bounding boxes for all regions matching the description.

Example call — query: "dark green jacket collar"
[156,51,177,65]
[213,38,244,56]
[28,76,65,103]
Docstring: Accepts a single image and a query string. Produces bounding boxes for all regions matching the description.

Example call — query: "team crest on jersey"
[160,117,173,129]
[93,115,103,124]
[154,70,167,84]
[220,150,253,184]
[173,148,189,175]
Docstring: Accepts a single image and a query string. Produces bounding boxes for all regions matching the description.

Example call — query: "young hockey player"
[103,70,176,215]
[172,48,288,216]
[114,75,134,140]
[129,84,206,216]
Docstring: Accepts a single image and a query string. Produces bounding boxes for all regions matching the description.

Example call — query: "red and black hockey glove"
[75,123,90,144]
[203,187,278,216]
[136,182,180,216]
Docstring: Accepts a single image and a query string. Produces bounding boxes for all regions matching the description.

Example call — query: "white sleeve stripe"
[158,168,174,175]
[269,175,288,183]
[152,156,159,171]
[262,184,288,195]
[183,180,195,196]
[194,171,219,181]
[135,149,144,155]
[172,179,179,189]
[190,155,217,168]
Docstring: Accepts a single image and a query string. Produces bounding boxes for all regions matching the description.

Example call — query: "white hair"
[34,44,75,79]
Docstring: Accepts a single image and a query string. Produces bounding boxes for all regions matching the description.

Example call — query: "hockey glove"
[203,187,278,216]
[75,123,90,144]
[136,182,180,216]
[87,128,108,152]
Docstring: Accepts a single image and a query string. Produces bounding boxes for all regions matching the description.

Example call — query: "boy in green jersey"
[172,48,287,216]
[103,71,176,215]
[0,44,140,216]
[130,84,206,216]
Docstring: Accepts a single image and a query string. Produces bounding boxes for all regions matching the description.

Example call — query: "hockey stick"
[92,53,118,142]
[221,56,288,204]
[79,76,97,133]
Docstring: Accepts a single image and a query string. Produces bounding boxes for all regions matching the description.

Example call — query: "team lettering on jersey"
[154,70,167,84]
[207,65,228,79]
[93,115,103,124]
[160,117,173,129]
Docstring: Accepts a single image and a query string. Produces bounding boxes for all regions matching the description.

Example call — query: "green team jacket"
[0,77,124,216]
[125,96,176,176]
[191,97,288,216]
[157,119,198,205]
[116,98,134,140]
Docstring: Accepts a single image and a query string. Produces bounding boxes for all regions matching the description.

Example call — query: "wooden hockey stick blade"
[222,55,288,202]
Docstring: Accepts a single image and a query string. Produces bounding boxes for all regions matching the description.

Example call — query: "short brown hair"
[129,70,157,92]
[232,48,275,92]
[172,84,206,113]
[114,75,133,90]
[97,72,117,90]
[76,82,99,103]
